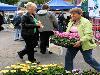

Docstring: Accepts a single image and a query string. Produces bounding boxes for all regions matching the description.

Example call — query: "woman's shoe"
[17,52,23,59]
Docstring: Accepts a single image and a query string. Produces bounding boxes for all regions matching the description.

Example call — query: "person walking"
[13,10,23,41]
[65,8,100,72]
[58,12,66,32]
[0,12,4,31]
[17,2,42,63]
[36,4,58,54]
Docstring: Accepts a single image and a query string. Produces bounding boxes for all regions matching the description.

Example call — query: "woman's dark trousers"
[20,33,38,62]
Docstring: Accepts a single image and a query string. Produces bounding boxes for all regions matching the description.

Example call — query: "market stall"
[0,3,17,11]
[47,0,80,10]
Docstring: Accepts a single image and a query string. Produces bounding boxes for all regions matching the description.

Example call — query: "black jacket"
[21,12,40,35]
[0,14,4,26]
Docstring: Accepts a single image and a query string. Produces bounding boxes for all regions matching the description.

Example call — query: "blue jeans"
[14,28,21,40]
[65,47,100,72]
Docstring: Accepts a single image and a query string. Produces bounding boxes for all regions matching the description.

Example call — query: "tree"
[28,0,50,5]
[0,0,19,5]
[81,0,88,13]
[81,0,89,19]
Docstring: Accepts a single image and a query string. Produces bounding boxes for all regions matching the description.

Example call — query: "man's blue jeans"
[14,28,21,40]
[65,47,100,72]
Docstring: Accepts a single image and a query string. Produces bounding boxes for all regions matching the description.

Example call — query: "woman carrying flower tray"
[64,8,100,72]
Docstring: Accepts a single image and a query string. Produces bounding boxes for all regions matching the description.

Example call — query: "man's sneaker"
[34,61,40,64]
[49,51,53,54]
[40,51,46,54]
[34,50,37,52]
[14,39,19,41]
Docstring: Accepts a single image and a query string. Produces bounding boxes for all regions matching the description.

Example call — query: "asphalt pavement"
[0,29,100,71]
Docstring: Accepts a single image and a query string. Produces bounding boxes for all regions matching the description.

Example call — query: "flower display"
[0,61,66,75]
[0,61,100,75]
[50,31,80,47]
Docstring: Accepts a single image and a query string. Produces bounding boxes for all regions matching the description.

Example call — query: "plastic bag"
[48,43,63,56]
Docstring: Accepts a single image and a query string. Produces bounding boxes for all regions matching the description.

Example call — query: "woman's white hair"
[24,2,37,8]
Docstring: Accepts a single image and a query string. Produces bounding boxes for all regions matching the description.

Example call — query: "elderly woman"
[65,8,100,72]
[17,2,42,63]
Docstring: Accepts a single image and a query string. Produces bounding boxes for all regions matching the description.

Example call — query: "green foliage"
[81,0,88,13]
[0,0,19,5]
[50,35,77,47]
[28,0,50,4]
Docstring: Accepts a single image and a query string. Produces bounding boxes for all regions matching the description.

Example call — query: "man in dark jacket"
[36,4,58,54]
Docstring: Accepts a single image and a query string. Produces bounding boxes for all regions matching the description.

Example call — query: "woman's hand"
[37,21,43,28]
[73,41,81,48]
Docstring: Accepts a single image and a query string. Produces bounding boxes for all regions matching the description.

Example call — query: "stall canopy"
[47,0,81,10]
[0,3,17,11]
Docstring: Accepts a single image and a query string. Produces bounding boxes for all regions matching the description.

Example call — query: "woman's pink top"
[70,26,78,33]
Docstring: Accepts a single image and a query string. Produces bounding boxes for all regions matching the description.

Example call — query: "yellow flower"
[0,70,3,73]
[23,64,29,67]
[66,71,71,73]
[19,64,30,69]
[39,65,47,67]
[10,70,16,73]
[47,64,55,67]
[37,70,42,73]
[5,66,11,69]
[16,63,20,65]
[42,68,48,70]
[21,69,28,72]
[15,65,23,69]
[25,61,31,64]
[58,66,63,68]
[20,64,27,66]
[11,64,24,69]
[11,65,17,68]
[31,66,37,68]
[22,66,30,70]
[32,63,37,65]
[0,70,9,73]
[52,64,57,67]
[37,67,41,70]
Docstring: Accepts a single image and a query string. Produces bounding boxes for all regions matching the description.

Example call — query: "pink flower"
[68,33,74,38]
[53,31,60,36]
[95,33,100,39]
[61,32,69,38]
[68,33,80,40]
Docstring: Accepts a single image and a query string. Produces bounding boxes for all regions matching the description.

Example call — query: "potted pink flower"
[50,31,80,47]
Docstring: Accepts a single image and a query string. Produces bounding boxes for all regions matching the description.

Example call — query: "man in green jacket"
[65,8,100,72]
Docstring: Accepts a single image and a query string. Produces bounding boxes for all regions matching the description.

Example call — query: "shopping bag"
[48,43,63,56]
